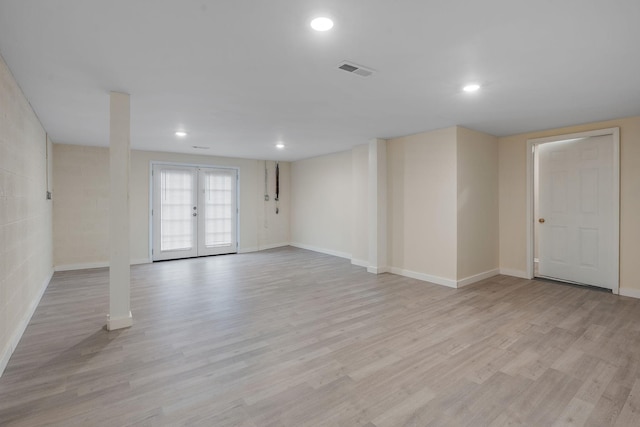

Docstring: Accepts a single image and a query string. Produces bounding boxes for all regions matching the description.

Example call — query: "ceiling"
[1,0,639,161]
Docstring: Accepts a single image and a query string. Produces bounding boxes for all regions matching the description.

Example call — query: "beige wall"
[290,150,353,257]
[53,144,290,267]
[457,127,499,280]
[351,144,369,264]
[387,127,458,281]
[498,116,640,294]
[256,160,291,251]
[53,144,110,266]
[0,54,53,375]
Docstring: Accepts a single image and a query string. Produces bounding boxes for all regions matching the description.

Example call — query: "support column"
[107,92,132,330]
[368,138,388,274]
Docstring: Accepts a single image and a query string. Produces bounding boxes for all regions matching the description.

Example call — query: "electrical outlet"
[264,195,269,201]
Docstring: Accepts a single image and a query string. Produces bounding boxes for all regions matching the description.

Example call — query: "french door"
[152,164,238,261]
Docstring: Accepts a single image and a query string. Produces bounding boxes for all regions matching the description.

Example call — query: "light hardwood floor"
[1,247,640,426]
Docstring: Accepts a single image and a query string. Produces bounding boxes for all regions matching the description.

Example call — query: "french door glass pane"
[203,171,233,247]
[160,169,194,251]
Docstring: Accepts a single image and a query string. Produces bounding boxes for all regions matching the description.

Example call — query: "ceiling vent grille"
[337,61,375,77]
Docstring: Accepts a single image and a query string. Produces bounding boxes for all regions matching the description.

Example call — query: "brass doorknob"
[538,218,545,223]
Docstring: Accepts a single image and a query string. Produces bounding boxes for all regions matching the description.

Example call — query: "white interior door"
[152,164,238,261]
[536,135,616,289]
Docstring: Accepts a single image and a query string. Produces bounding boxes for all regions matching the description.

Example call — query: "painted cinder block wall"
[0,54,54,374]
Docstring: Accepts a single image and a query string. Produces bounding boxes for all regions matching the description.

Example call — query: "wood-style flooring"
[1,247,640,426]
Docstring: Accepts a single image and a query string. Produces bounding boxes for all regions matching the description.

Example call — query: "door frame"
[526,127,620,293]
[148,161,241,262]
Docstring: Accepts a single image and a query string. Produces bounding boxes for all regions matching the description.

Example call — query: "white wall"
[498,116,640,296]
[387,127,458,282]
[290,150,353,258]
[291,127,499,288]
[53,144,290,268]
[351,144,369,265]
[457,127,499,281]
[0,54,53,376]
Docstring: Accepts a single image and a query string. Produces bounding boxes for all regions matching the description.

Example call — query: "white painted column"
[368,138,388,274]
[107,92,133,330]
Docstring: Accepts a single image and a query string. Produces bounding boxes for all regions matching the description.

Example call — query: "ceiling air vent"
[337,61,375,77]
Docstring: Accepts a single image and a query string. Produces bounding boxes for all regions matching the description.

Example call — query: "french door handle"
[193,213,197,217]
[538,218,545,223]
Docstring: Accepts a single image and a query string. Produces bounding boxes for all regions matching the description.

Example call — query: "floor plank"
[1,247,640,426]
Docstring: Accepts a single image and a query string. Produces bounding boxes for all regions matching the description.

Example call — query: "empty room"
[2,1,640,426]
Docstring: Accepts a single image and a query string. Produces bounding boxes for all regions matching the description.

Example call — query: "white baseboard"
[55,261,108,271]
[1,269,53,378]
[499,268,531,279]
[239,243,289,254]
[619,288,640,300]
[351,258,368,268]
[260,243,290,251]
[106,311,133,330]
[457,269,500,288]
[54,258,151,272]
[388,267,457,288]
[289,242,351,260]
[367,266,389,274]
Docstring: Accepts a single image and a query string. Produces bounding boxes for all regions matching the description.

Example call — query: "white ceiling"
[1,0,639,161]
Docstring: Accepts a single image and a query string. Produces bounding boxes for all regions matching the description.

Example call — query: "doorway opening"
[151,163,239,261]
[527,128,619,293]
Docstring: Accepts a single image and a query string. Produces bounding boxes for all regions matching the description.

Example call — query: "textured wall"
[0,54,53,375]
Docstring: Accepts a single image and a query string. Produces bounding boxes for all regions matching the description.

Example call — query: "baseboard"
[1,269,53,378]
[388,267,457,288]
[367,266,389,274]
[619,288,640,300]
[55,261,108,271]
[238,246,259,254]
[351,258,368,268]
[54,258,151,272]
[289,243,351,260]
[499,268,530,279]
[457,269,500,288]
[259,243,290,251]
[106,311,133,330]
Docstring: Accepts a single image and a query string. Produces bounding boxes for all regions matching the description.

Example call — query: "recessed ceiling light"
[175,131,188,137]
[310,17,334,31]
[463,83,481,93]
[276,143,285,149]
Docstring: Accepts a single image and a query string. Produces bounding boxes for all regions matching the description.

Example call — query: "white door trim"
[526,127,620,293]
[149,161,240,261]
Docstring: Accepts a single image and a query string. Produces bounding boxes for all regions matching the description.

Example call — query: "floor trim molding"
[54,259,151,272]
[457,269,500,288]
[499,268,530,279]
[388,267,457,288]
[367,266,389,274]
[0,269,53,378]
[106,311,133,331]
[619,288,640,300]
[351,258,368,268]
[289,243,351,260]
